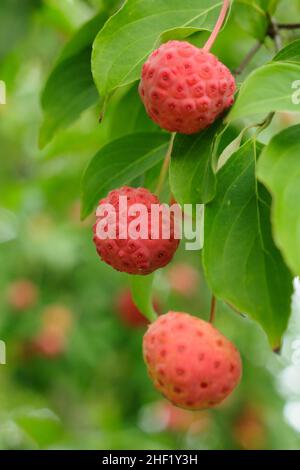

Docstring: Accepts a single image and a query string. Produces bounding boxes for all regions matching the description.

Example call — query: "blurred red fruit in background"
[167,263,200,297]
[7,280,39,312]
[31,330,66,359]
[233,405,266,450]
[42,304,73,336]
[23,304,74,360]
[116,289,160,328]
[154,400,211,434]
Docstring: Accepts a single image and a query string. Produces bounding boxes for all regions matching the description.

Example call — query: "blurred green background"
[1,0,300,450]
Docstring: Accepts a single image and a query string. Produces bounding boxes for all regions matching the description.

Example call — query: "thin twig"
[268,20,283,52]
[204,0,231,52]
[155,132,175,196]
[209,296,216,324]
[234,41,262,76]
[273,23,283,52]
[277,23,300,30]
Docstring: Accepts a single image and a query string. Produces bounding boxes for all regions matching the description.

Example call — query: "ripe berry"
[139,40,236,134]
[143,312,242,410]
[93,186,180,275]
[116,289,160,328]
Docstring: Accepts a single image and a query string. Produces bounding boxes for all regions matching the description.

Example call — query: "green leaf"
[40,49,99,148]
[170,121,222,205]
[39,12,108,148]
[107,83,158,141]
[257,124,300,276]
[203,140,293,347]
[130,274,157,322]
[232,0,269,41]
[81,132,169,219]
[228,40,300,122]
[217,128,245,170]
[92,0,223,97]
[15,409,62,447]
[159,26,207,43]
[262,0,280,14]
[58,12,109,62]
[227,62,300,122]
[273,39,300,64]
[0,0,37,60]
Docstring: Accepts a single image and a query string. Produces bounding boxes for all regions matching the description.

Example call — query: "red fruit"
[32,331,66,359]
[143,312,242,410]
[42,304,73,335]
[139,40,236,134]
[167,263,200,297]
[153,400,211,433]
[93,186,180,275]
[233,405,266,450]
[7,280,38,312]
[116,289,160,328]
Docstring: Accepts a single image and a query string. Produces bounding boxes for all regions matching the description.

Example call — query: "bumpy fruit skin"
[143,312,242,410]
[139,40,236,134]
[93,187,180,275]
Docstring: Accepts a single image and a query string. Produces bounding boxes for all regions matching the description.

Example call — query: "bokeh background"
[1,0,300,450]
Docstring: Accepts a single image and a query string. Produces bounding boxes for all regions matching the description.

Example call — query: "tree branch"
[277,23,300,30]
[268,20,283,52]
[234,40,262,76]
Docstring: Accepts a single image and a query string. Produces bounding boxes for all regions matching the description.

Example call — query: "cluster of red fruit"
[93,40,241,410]
[7,280,73,359]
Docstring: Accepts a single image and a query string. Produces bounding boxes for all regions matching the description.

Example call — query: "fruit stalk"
[204,0,231,52]
[209,295,216,324]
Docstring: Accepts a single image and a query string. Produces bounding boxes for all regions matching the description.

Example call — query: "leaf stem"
[234,40,262,76]
[130,275,158,323]
[209,295,216,324]
[155,132,176,196]
[204,0,231,52]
